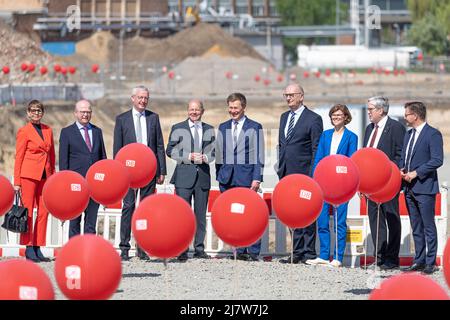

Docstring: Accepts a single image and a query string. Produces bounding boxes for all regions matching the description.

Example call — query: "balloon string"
[163,258,169,300]
[334,205,338,266]
[232,246,238,299]
[364,194,368,270]
[289,228,294,294]
[374,203,381,272]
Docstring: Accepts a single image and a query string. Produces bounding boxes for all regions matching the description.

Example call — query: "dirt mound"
[75,23,266,65]
[0,19,54,83]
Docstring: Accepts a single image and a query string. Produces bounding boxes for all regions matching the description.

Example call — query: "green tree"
[276,0,348,63]
[407,13,447,56]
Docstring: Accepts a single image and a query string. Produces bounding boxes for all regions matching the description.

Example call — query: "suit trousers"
[219,182,262,255]
[317,202,348,262]
[176,178,209,255]
[69,198,100,238]
[19,177,48,246]
[405,190,437,266]
[119,178,156,253]
[367,194,401,265]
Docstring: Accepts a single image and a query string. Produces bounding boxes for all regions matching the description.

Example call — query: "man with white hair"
[363,96,406,270]
[113,86,167,261]
[59,99,107,238]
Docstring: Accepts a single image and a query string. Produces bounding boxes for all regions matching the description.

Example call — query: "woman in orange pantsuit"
[14,100,55,262]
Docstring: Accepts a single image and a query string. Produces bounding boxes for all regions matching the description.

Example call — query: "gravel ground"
[3,255,449,300]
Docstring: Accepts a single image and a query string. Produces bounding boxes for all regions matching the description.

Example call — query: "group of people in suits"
[12,84,443,273]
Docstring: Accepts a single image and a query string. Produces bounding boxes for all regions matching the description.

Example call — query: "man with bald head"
[59,99,107,238]
[277,84,323,264]
[166,99,215,261]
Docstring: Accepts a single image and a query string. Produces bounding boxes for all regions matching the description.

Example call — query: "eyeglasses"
[135,96,149,101]
[331,113,345,118]
[283,93,302,98]
[29,109,43,114]
[78,111,92,115]
[367,107,377,113]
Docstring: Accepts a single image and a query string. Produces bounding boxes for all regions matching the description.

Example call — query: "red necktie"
[83,126,92,152]
[369,124,379,148]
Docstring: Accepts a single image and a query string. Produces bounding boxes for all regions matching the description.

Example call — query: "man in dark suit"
[216,92,265,261]
[59,100,107,238]
[400,101,443,274]
[113,86,167,261]
[166,99,215,261]
[277,84,323,264]
[363,96,406,270]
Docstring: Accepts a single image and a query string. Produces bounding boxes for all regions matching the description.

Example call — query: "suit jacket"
[312,127,358,174]
[277,106,323,178]
[14,122,56,185]
[400,124,443,194]
[215,117,264,187]
[166,119,215,189]
[363,116,406,167]
[113,109,167,177]
[59,122,107,177]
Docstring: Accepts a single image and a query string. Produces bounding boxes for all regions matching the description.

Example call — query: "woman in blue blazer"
[307,104,358,268]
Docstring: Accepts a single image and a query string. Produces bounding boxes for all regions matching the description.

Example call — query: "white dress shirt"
[284,105,305,138]
[132,108,148,146]
[366,115,388,148]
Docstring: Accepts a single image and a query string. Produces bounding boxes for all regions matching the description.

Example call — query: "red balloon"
[368,162,402,203]
[289,73,297,80]
[68,66,76,74]
[277,74,284,82]
[376,68,382,75]
[370,273,449,300]
[42,171,90,221]
[54,64,61,72]
[444,238,450,290]
[303,71,310,78]
[115,143,157,188]
[168,71,175,79]
[393,69,399,76]
[351,148,391,195]
[21,63,28,71]
[273,174,324,228]
[0,174,15,216]
[325,69,331,77]
[132,194,196,258]
[367,68,373,74]
[39,66,48,75]
[263,79,270,86]
[27,64,36,73]
[0,259,54,300]
[61,67,67,75]
[91,64,99,73]
[85,159,130,206]
[314,71,321,78]
[313,155,360,206]
[54,234,121,300]
[384,69,391,75]
[254,75,261,82]
[211,188,269,247]
[2,66,10,74]
[225,71,232,79]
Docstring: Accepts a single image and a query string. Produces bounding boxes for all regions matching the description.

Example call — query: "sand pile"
[0,19,54,83]
[75,23,266,65]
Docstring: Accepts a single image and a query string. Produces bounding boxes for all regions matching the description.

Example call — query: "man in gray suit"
[113,85,167,261]
[166,99,215,261]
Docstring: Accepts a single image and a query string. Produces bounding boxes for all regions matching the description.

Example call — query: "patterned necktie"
[233,121,239,149]
[135,113,142,144]
[83,126,92,152]
[286,111,295,140]
[405,128,416,171]
[193,124,201,152]
[369,124,379,148]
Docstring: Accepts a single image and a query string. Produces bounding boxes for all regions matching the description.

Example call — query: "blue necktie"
[286,111,295,140]
[405,128,416,171]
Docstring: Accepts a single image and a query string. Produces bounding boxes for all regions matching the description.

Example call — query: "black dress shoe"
[248,253,260,262]
[236,253,250,261]
[177,253,188,262]
[403,263,426,272]
[279,256,302,264]
[193,252,211,259]
[422,265,438,274]
[120,251,130,261]
[34,247,51,262]
[380,262,399,271]
[25,246,40,263]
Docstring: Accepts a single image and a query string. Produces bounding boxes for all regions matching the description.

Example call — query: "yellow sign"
[346,229,363,243]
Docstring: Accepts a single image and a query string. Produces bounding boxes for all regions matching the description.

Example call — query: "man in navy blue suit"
[277,84,323,264]
[113,86,167,261]
[59,100,107,238]
[401,101,443,274]
[215,92,265,261]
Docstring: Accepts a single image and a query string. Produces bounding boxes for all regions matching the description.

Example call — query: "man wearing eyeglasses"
[400,101,443,275]
[59,100,107,238]
[113,86,167,261]
[277,84,323,264]
[363,96,406,270]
